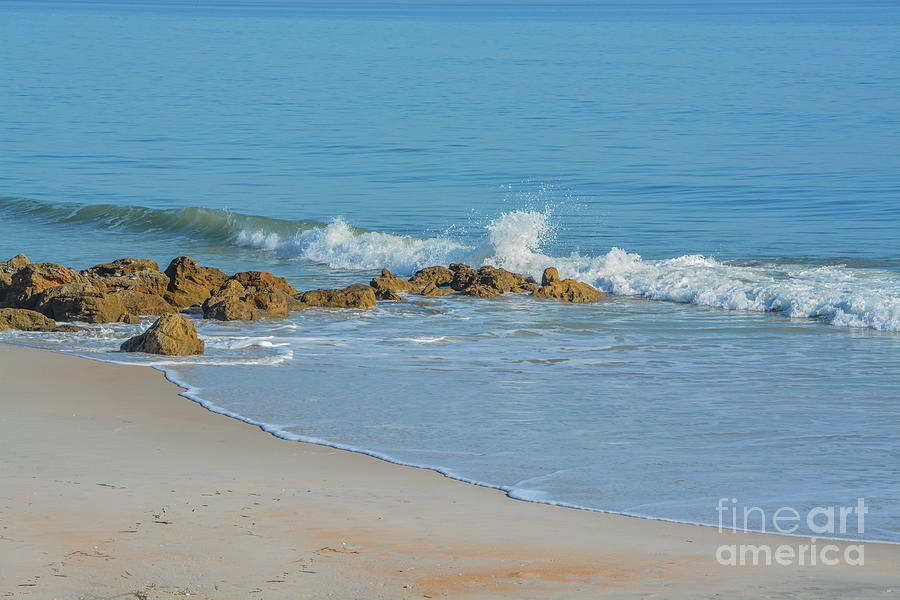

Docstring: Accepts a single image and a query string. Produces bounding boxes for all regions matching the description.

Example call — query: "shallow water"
[1,0,898,541]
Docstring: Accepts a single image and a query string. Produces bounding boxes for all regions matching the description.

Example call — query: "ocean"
[1,0,898,541]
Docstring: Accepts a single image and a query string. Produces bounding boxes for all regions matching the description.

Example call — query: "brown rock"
[247,289,304,318]
[229,271,299,295]
[202,295,260,321]
[120,314,204,356]
[31,283,132,323]
[421,282,455,297]
[461,284,499,299]
[370,268,422,294]
[515,282,541,293]
[89,269,170,297]
[9,262,94,307]
[0,307,55,331]
[409,266,454,287]
[374,288,402,301]
[541,267,560,286]
[81,257,161,277]
[533,275,605,303]
[163,256,228,309]
[109,290,176,316]
[53,324,87,333]
[476,265,526,294]
[449,264,478,291]
[298,284,376,309]
[201,279,303,320]
[217,279,246,296]
[2,253,30,269]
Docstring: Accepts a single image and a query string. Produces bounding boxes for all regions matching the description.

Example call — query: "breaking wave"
[3,196,898,331]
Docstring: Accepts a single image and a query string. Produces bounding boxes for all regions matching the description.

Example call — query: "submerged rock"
[299,284,376,309]
[533,267,605,303]
[120,314,204,356]
[163,256,228,309]
[0,307,55,331]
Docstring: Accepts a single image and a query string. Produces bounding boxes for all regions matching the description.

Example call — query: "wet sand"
[0,343,897,599]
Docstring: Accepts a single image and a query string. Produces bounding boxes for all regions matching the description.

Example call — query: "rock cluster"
[1,252,605,355]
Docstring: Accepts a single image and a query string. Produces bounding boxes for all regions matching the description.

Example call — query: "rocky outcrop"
[533,267,605,303]
[1,253,30,286]
[229,271,299,296]
[31,282,137,323]
[8,262,95,307]
[421,282,455,297]
[298,284,376,309]
[445,264,526,298]
[370,269,422,295]
[163,256,228,309]
[203,294,260,321]
[108,290,176,316]
[82,257,161,277]
[0,307,55,331]
[120,314,204,356]
[201,277,304,321]
[409,266,454,287]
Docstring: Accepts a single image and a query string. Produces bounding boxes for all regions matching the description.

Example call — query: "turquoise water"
[1,0,898,541]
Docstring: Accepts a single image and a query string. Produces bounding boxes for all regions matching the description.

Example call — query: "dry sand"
[0,343,897,599]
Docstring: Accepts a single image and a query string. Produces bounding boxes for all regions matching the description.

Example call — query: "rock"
[217,279,246,296]
[163,256,228,309]
[421,282,455,297]
[515,282,541,293]
[229,271,299,295]
[246,289,303,318]
[81,258,160,277]
[88,269,170,297]
[541,267,560,286]
[449,264,478,291]
[53,324,87,333]
[201,279,302,320]
[31,283,132,323]
[120,314,204,356]
[0,307,55,331]
[2,253,30,270]
[8,262,95,307]
[533,269,605,303]
[475,265,526,294]
[108,290,176,316]
[461,284,499,298]
[374,287,402,301]
[370,268,422,295]
[409,266,454,287]
[298,284,376,309]
[202,295,259,321]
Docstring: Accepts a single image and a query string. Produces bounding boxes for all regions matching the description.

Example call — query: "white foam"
[230,210,900,331]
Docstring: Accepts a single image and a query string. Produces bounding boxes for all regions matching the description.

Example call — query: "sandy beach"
[0,342,897,599]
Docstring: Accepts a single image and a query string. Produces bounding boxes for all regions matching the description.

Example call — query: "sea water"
[1,0,898,541]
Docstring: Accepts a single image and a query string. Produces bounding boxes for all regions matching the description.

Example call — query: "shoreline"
[121,346,900,546]
[1,342,898,598]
